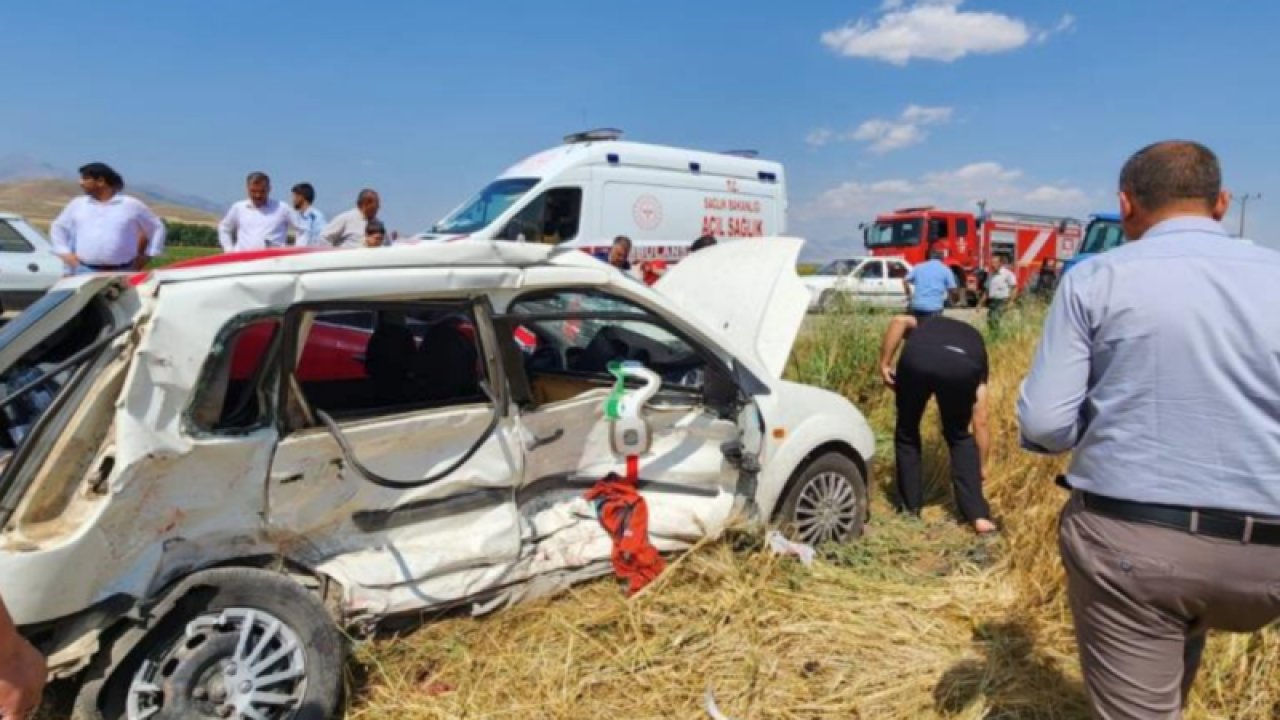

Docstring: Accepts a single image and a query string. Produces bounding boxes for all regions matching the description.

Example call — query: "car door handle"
[27,264,38,272]
[526,429,564,451]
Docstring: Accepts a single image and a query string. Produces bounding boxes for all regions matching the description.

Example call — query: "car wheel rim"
[793,471,859,545]
[127,607,308,720]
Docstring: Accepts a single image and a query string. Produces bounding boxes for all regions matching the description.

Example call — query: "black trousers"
[893,345,990,522]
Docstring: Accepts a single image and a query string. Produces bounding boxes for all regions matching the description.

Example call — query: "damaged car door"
[496,288,756,574]
[266,298,524,617]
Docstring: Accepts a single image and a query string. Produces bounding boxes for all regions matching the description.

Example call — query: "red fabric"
[584,460,665,595]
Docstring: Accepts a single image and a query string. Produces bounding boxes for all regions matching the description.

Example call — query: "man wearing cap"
[218,172,292,252]
[50,162,166,273]
[1019,140,1280,718]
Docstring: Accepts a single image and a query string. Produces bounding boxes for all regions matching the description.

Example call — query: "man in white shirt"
[322,189,380,248]
[50,162,166,273]
[218,172,292,252]
[979,253,1019,331]
[289,182,327,247]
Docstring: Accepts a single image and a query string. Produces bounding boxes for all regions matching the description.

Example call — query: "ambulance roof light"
[563,128,624,144]
[722,149,759,159]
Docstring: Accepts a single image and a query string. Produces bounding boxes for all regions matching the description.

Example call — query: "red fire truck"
[862,206,1082,303]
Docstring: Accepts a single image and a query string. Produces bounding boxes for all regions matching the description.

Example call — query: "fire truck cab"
[863,206,1081,304]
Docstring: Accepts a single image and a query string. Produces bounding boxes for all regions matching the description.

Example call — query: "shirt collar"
[87,193,124,206]
[1141,216,1229,240]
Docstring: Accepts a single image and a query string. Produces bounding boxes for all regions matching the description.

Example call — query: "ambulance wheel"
[776,452,867,545]
[73,568,346,720]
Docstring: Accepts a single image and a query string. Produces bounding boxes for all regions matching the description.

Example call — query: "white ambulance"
[413,129,787,262]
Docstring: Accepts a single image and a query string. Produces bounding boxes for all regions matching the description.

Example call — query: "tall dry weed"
[349,301,1278,719]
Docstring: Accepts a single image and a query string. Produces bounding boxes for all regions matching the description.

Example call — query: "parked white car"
[0,213,64,313]
[802,256,912,312]
[0,237,873,719]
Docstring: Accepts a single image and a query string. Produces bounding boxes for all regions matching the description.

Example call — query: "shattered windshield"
[431,178,539,235]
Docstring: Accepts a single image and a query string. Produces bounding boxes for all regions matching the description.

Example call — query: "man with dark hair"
[904,247,956,318]
[362,219,387,248]
[607,235,633,271]
[218,172,292,252]
[690,234,717,252]
[323,188,380,248]
[289,182,326,247]
[50,162,166,272]
[1020,140,1280,718]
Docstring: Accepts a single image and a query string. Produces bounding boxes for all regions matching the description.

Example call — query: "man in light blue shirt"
[904,249,955,317]
[1019,141,1280,718]
[289,182,327,247]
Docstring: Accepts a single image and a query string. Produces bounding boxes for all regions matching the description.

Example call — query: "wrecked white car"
[0,238,874,719]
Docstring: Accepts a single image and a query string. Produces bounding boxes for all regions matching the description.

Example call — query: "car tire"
[775,452,867,546]
[72,568,346,720]
[819,291,847,314]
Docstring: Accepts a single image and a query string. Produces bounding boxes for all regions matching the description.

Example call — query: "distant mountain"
[0,179,220,231]
[0,153,74,183]
[0,153,226,218]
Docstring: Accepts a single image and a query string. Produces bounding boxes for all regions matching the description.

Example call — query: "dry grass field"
[345,302,1280,719]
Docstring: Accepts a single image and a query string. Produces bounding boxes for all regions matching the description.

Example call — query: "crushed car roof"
[141,241,604,286]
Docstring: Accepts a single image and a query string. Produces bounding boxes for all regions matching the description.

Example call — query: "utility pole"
[1237,192,1261,238]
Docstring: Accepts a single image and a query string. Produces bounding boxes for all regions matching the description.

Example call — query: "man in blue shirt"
[1019,141,1280,718]
[904,249,955,317]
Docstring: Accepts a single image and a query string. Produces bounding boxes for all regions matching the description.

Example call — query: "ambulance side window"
[541,188,582,244]
[499,187,582,245]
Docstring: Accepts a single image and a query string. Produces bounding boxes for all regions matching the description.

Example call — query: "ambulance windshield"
[432,178,539,234]
[866,219,922,248]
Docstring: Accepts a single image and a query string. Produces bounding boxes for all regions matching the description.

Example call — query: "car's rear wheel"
[776,452,867,545]
[74,568,345,720]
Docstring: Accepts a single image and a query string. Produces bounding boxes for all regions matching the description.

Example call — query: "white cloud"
[805,128,836,148]
[807,104,953,153]
[800,161,1088,223]
[1037,13,1077,43]
[820,1,1069,65]
[797,161,1092,259]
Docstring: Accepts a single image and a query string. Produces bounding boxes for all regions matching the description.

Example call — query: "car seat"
[364,322,417,402]
[414,320,480,402]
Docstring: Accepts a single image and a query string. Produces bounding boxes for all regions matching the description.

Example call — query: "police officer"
[880,313,996,534]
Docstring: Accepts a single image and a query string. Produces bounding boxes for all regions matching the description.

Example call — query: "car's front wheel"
[776,452,867,545]
[75,568,346,720]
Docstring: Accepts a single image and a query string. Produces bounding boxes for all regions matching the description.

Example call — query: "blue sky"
[3,0,1277,256]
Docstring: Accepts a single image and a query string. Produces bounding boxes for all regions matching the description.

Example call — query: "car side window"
[0,221,35,253]
[887,262,910,280]
[188,316,284,434]
[857,261,885,279]
[507,290,721,406]
[285,302,489,427]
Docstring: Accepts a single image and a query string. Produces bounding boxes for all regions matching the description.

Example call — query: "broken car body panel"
[0,239,874,680]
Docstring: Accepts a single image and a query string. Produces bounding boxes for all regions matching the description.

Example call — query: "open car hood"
[655,237,808,378]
